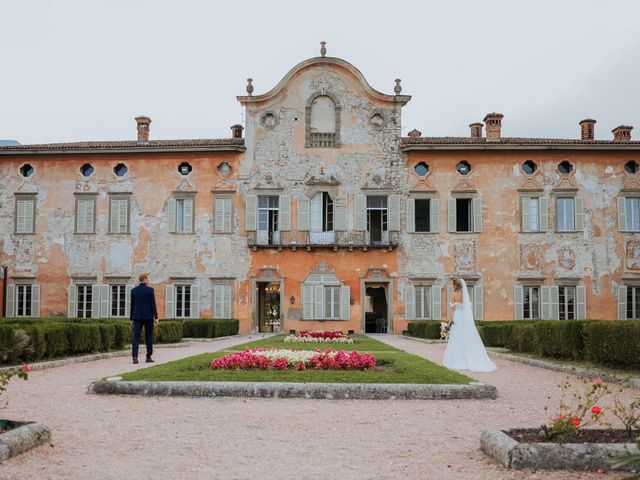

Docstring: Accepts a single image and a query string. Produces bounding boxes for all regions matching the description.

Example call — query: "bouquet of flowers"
[440,321,452,340]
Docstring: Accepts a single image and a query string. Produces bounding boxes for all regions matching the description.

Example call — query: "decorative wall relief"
[626,240,640,271]
[454,240,476,271]
[520,243,541,270]
[558,246,576,270]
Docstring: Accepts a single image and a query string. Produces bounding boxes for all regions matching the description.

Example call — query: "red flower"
[593,378,604,386]
[591,406,602,415]
[570,418,580,427]
[21,364,31,373]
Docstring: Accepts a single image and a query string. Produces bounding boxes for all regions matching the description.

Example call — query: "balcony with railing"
[247,230,399,251]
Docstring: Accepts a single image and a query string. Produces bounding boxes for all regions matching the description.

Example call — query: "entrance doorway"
[365,284,388,333]
[257,281,281,332]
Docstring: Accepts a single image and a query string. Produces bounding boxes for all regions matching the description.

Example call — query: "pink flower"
[21,364,31,373]
[593,378,604,386]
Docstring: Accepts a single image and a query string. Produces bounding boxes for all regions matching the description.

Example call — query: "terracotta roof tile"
[401,136,640,146]
[0,138,245,153]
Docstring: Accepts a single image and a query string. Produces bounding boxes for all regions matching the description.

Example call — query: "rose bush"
[284,330,354,344]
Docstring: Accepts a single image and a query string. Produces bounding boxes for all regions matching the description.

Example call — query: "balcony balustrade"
[247,230,399,250]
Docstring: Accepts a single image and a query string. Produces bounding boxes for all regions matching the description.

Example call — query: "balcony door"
[310,192,334,245]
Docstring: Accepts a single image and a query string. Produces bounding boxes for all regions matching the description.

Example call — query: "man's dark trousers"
[132,318,154,359]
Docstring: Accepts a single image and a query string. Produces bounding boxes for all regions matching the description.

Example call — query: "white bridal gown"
[443,279,497,372]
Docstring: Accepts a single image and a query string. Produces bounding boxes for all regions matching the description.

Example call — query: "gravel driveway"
[1,334,635,480]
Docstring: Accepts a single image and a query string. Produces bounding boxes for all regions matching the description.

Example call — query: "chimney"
[230,124,244,139]
[135,116,151,143]
[612,125,633,142]
[469,122,483,139]
[579,119,596,140]
[483,113,504,142]
[407,129,422,138]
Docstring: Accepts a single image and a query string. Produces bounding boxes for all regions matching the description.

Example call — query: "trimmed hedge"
[407,319,640,371]
[183,319,239,338]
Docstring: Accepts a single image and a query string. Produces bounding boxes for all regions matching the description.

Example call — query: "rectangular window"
[324,286,340,320]
[212,283,233,319]
[366,196,388,244]
[456,198,472,232]
[257,196,280,245]
[415,199,431,233]
[558,286,576,320]
[626,286,640,320]
[175,285,192,318]
[109,196,130,233]
[523,286,540,320]
[414,285,431,320]
[16,284,32,317]
[556,197,575,232]
[625,198,640,232]
[75,195,96,234]
[77,285,93,318]
[15,196,35,234]
[110,284,126,317]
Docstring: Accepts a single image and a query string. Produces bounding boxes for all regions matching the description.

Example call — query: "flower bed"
[284,330,354,344]
[210,348,376,371]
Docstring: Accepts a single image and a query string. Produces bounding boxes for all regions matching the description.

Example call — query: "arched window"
[305,93,341,148]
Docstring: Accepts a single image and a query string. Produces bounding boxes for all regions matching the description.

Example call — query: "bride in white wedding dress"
[443,278,497,372]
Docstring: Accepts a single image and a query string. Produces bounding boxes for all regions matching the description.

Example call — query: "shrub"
[98,323,117,351]
[183,319,214,338]
[507,324,537,353]
[22,325,46,360]
[155,321,183,344]
[533,321,585,360]
[477,323,517,347]
[109,321,131,350]
[67,323,102,354]
[584,321,640,369]
[406,321,441,339]
[42,324,69,358]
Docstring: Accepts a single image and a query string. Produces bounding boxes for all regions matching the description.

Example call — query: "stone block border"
[88,380,498,400]
[0,421,51,463]
[480,427,639,471]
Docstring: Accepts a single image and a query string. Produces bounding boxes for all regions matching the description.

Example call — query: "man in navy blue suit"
[130,273,158,364]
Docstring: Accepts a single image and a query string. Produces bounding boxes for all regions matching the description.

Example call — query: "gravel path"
[1,334,636,480]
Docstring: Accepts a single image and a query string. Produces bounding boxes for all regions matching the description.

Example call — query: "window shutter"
[302,285,314,320]
[16,199,34,234]
[6,285,15,317]
[354,195,366,231]
[101,284,109,318]
[539,198,549,232]
[618,285,627,320]
[190,285,200,318]
[405,285,415,321]
[184,197,194,233]
[125,285,132,318]
[522,197,531,232]
[575,197,584,231]
[473,198,483,232]
[446,286,452,320]
[447,198,456,232]
[431,285,442,320]
[576,285,586,320]
[388,195,401,231]
[213,285,222,318]
[214,197,224,232]
[310,193,323,231]
[550,286,560,320]
[109,200,118,232]
[314,285,324,319]
[121,200,129,233]
[406,198,415,233]
[473,284,483,321]
[91,284,101,319]
[279,195,291,231]
[618,197,627,232]
[430,198,440,233]
[224,198,233,232]
[31,284,40,317]
[164,197,175,233]
[68,285,77,317]
[541,286,551,320]
[334,196,347,231]
[165,285,174,319]
[223,285,232,319]
[297,195,310,231]
[514,285,524,320]
[111,199,128,233]
[340,286,350,320]
[245,195,257,231]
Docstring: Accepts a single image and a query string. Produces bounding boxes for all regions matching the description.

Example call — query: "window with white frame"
[15,195,36,234]
[448,197,482,233]
[618,197,640,232]
[555,196,584,232]
[258,196,280,245]
[6,282,40,318]
[16,284,33,317]
[406,197,440,234]
[111,284,127,317]
[405,283,442,321]
[515,285,541,320]
[212,281,233,319]
[521,196,549,232]
[76,285,93,318]
[558,286,576,320]
[310,192,334,244]
[168,195,194,234]
[621,286,640,320]
[109,195,130,233]
[175,285,191,318]
[301,270,350,320]
[75,194,96,234]
[414,285,431,320]
[165,283,200,319]
[213,195,233,233]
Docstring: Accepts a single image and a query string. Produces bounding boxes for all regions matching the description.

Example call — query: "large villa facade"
[1,49,640,334]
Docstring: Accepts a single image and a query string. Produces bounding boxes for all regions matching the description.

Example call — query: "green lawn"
[119,335,473,384]
[229,334,400,352]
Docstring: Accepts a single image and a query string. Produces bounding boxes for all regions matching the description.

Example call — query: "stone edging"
[88,380,498,400]
[400,335,447,345]
[0,421,51,463]
[480,427,639,471]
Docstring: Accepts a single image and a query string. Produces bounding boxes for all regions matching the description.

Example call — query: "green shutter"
[354,195,366,231]
[576,285,586,320]
[473,284,483,321]
[388,195,401,231]
[540,286,551,320]
[431,285,442,320]
[68,285,77,318]
[575,197,584,231]
[473,198,483,232]
[91,284,101,319]
[406,198,415,233]
[31,284,40,317]
[302,285,314,320]
[340,286,350,320]
[334,196,347,231]
[190,284,200,318]
[447,198,456,232]
[514,285,524,320]
[550,286,560,320]
[522,197,531,232]
[539,197,549,232]
[6,285,15,317]
[430,198,440,233]
[279,195,291,231]
[100,285,110,318]
[297,195,310,231]
[405,285,415,321]
[245,195,257,231]
[165,285,174,319]
[125,285,132,318]
[618,197,627,232]
[618,285,627,320]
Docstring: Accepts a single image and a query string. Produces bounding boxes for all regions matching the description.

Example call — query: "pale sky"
[1,0,639,144]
